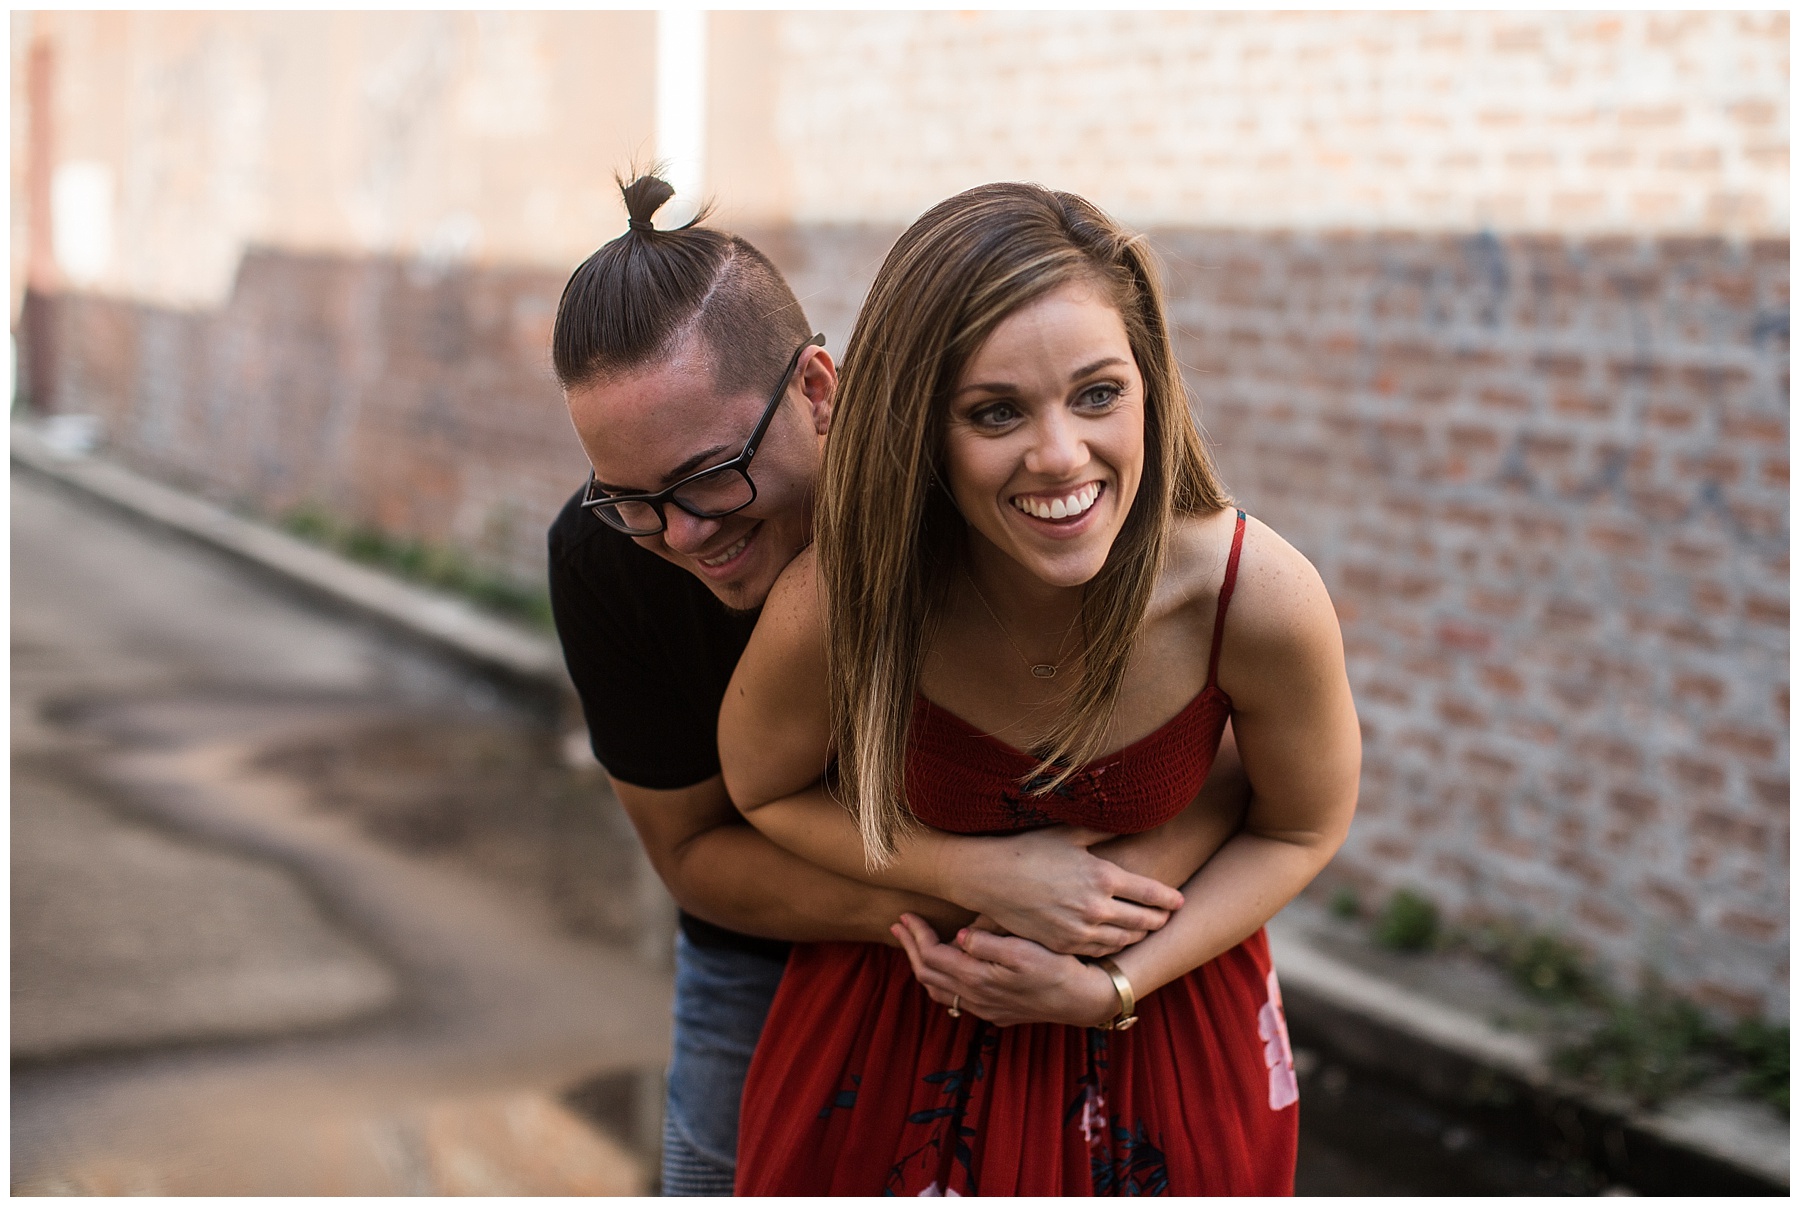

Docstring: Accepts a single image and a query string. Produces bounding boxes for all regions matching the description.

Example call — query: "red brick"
[1483,665,1526,694]
[1694,982,1766,1021]
[1704,724,1779,761]
[1693,809,1767,849]
[1720,911,1783,943]
[1585,522,1646,557]
[1719,414,1785,445]
[1462,749,1515,783]
[1435,621,1493,654]
[1477,386,1532,413]
[1608,788,1657,823]
[1751,777,1788,809]
[1574,733,1640,771]
[1745,595,1786,626]
[1676,452,1741,484]
[1555,848,1608,886]
[1643,879,1696,922]
[1552,389,1610,419]
[1727,100,1778,127]
[1691,580,1732,615]
[1576,898,1630,935]
[1542,598,1596,633]
[1436,695,1487,728]
[1668,756,1726,792]
[1672,674,1726,707]
[1368,837,1413,862]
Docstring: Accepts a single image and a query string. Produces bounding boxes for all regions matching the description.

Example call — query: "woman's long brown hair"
[819,183,1231,865]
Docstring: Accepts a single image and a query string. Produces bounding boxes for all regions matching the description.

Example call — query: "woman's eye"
[1077,384,1120,410]
[970,403,1019,428]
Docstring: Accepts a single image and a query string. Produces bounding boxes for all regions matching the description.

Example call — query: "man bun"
[618,170,710,235]
[552,167,809,394]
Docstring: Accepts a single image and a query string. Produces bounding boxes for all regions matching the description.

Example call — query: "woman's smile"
[1010,481,1103,523]
[943,280,1145,587]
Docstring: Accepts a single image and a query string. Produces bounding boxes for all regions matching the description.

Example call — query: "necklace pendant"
[1031,664,1057,679]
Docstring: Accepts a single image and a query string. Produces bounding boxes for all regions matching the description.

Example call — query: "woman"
[720,183,1360,1195]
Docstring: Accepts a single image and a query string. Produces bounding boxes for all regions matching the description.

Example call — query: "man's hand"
[935,826,1185,957]
[612,774,971,946]
[891,913,1119,1029]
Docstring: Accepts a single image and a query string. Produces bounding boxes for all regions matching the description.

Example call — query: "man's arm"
[611,772,974,946]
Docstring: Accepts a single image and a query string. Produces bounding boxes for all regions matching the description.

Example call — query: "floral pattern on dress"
[1258,967,1300,1111]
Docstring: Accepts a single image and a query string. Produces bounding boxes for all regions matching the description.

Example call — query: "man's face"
[566,332,833,612]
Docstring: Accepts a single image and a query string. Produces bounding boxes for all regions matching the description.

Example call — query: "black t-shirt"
[547,485,790,961]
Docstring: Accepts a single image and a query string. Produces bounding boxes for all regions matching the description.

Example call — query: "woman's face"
[942,279,1146,590]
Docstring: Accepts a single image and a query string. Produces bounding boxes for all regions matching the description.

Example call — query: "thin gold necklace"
[963,569,1081,680]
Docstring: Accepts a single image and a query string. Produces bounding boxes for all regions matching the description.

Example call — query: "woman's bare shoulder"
[1154,506,1241,619]
[720,544,832,803]
[1213,515,1345,699]
[1155,508,1337,662]
[760,543,822,635]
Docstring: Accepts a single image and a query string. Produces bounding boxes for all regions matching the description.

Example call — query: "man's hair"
[817,182,1231,865]
[552,172,811,396]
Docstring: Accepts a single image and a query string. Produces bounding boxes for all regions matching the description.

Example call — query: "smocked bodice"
[904,685,1233,836]
[903,508,1248,838]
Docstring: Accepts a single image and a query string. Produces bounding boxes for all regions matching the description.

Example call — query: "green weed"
[1374,888,1439,951]
[280,505,554,632]
[1730,1019,1789,1114]
[1552,982,1712,1107]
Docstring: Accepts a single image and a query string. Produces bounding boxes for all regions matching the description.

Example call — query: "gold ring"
[948,994,962,1018]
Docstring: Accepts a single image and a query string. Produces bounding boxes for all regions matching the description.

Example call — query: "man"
[547,175,1242,1194]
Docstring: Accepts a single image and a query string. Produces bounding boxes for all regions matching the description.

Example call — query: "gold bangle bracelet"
[1093,956,1138,1031]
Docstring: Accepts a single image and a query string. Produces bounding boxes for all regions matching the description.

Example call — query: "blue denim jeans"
[661,931,787,1195]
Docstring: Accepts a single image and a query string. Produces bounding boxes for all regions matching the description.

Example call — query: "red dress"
[736,511,1297,1195]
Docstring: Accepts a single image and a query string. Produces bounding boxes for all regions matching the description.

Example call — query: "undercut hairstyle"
[819,182,1232,866]
[552,172,811,397]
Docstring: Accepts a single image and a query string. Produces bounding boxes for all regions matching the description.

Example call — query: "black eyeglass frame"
[581,333,826,536]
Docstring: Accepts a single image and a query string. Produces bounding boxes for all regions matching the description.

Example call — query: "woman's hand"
[891,913,1121,1029]
[936,825,1185,957]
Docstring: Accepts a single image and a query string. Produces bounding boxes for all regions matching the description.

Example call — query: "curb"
[12,423,572,716]
[1268,913,1788,1194]
[12,424,1787,1193]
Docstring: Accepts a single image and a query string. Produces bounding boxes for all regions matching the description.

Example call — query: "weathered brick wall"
[40,249,583,586]
[41,228,1790,1019]
[730,224,1792,1021]
[1167,231,1789,1021]
[762,11,1789,235]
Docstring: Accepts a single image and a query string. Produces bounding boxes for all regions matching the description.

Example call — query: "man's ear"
[798,346,836,434]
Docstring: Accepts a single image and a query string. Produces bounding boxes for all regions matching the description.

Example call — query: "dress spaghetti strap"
[1205,509,1248,690]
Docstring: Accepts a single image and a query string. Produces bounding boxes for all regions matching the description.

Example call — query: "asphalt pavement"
[11,470,671,1194]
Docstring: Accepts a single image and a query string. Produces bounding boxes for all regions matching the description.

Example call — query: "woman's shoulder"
[763,542,821,618]
[1159,508,1335,646]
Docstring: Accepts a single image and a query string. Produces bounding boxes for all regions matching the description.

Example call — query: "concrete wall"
[10,10,655,315]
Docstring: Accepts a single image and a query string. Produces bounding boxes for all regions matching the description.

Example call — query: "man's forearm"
[665,818,972,945]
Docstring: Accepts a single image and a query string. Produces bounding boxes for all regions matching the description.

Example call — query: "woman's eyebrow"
[953,356,1130,399]
[1070,356,1128,380]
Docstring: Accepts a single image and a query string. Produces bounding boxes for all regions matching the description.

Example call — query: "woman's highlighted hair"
[819,183,1230,865]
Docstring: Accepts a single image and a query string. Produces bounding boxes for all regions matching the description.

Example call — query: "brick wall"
[37,250,583,586]
[40,227,1789,1019]
[756,11,1788,235]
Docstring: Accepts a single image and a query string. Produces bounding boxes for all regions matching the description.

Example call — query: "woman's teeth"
[700,533,750,567]
[1012,483,1102,521]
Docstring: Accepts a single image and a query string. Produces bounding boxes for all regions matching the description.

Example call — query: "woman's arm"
[894,522,1360,1025]
[720,549,1189,957]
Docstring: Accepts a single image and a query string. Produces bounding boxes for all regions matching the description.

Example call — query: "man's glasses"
[582,333,825,536]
